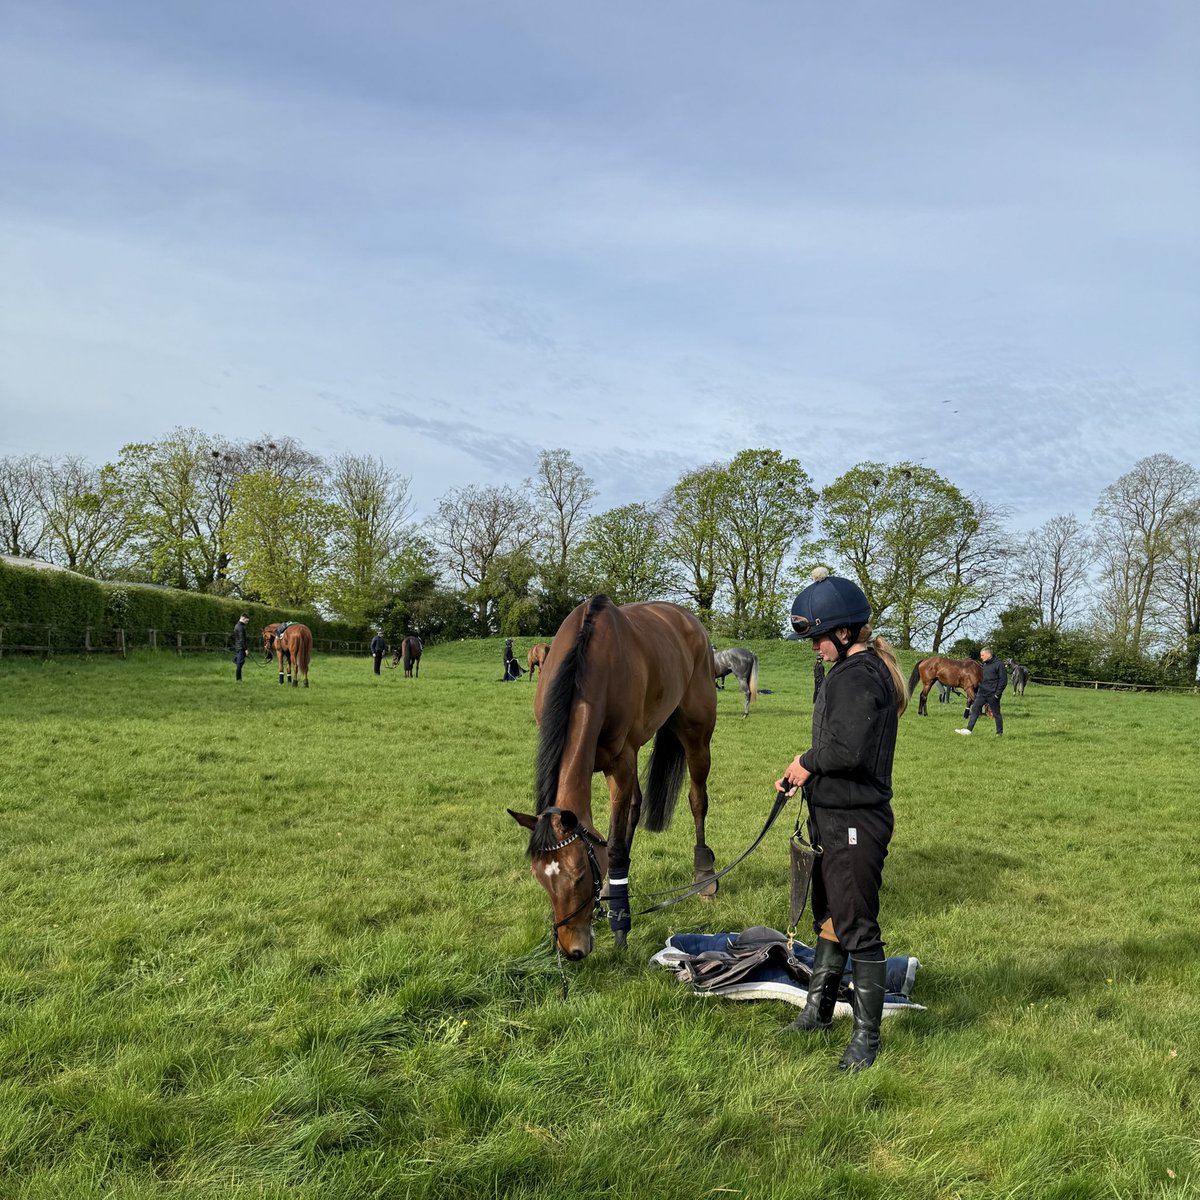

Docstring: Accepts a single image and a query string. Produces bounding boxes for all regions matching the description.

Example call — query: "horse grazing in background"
[527,642,550,682]
[263,622,312,688]
[908,655,981,716]
[400,636,422,678]
[712,646,759,718]
[508,595,719,960]
[1006,659,1029,696]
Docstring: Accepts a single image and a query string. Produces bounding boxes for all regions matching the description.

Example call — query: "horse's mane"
[533,595,610,821]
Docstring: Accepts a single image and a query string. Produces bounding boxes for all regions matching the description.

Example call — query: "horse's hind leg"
[918,683,932,716]
[277,652,285,686]
[739,673,751,718]
[686,740,717,895]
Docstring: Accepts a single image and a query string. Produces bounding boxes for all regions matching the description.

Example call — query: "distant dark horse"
[263,622,312,688]
[712,646,759,718]
[397,636,422,677]
[527,642,550,682]
[908,656,981,716]
[1006,659,1029,696]
[508,596,718,959]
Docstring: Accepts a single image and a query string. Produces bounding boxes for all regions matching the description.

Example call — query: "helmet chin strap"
[829,625,863,662]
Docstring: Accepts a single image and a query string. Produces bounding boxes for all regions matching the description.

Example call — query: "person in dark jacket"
[369,631,387,675]
[956,647,1007,736]
[232,614,250,682]
[776,568,909,1071]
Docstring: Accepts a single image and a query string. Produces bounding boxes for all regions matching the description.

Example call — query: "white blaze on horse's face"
[534,844,596,960]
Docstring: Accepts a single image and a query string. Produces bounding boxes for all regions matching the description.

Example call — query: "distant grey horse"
[712,647,759,717]
[1005,659,1029,696]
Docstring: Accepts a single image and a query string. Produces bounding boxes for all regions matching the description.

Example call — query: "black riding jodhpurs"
[807,802,893,956]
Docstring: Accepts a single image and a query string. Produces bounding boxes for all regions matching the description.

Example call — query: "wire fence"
[1028,674,1199,695]
[0,624,373,659]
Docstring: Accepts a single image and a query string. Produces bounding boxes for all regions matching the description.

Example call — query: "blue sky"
[2,0,1197,533]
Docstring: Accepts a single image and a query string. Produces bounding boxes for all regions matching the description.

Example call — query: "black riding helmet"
[790,568,871,658]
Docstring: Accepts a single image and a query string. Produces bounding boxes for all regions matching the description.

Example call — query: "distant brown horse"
[400,635,422,677]
[263,622,312,688]
[508,596,718,960]
[908,656,980,716]
[526,642,549,682]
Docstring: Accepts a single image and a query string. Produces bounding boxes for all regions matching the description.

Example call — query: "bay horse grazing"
[263,622,312,688]
[507,595,718,960]
[400,635,423,678]
[712,646,759,718]
[527,642,549,682]
[908,655,980,717]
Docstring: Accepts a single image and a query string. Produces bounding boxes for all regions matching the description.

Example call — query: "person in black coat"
[776,569,909,1071]
[370,632,387,675]
[956,647,1007,736]
[232,614,250,682]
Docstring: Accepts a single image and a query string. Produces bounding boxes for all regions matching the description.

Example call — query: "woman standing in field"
[776,568,907,1071]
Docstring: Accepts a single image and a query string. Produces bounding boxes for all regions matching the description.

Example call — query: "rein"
[617,786,791,914]
[541,788,794,1000]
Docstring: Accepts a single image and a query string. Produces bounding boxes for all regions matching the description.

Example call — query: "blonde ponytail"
[859,624,908,717]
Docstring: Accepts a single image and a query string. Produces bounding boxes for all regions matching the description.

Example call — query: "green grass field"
[1,640,1197,1199]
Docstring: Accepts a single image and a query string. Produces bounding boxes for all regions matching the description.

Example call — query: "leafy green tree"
[325,453,415,625]
[474,549,542,636]
[117,429,215,590]
[577,502,676,605]
[712,449,816,637]
[663,464,724,621]
[820,462,1003,649]
[224,470,336,607]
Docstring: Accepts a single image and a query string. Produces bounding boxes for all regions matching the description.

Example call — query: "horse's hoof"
[613,931,627,950]
[696,876,719,898]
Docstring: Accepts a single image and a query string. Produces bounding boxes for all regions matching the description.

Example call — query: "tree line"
[2,432,1198,683]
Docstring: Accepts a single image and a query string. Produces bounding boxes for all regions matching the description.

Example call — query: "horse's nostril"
[565,948,586,961]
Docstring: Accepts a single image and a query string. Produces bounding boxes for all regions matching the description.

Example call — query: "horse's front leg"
[277,651,285,686]
[605,756,640,950]
[919,683,931,716]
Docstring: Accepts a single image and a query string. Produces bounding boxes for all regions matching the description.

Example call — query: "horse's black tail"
[907,661,922,700]
[533,596,608,817]
[641,724,687,833]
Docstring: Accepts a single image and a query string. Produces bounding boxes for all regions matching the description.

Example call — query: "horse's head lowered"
[507,807,608,960]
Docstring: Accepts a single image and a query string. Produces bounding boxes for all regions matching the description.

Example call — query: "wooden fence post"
[118,628,126,659]
[149,628,156,650]
[85,626,92,653]
[47,626,53,658]
[176,632,183,656]
[0,625,4,658]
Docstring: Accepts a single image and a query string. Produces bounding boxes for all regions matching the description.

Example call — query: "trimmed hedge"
[0,559,365,642]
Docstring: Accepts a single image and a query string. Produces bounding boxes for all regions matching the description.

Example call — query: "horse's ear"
[507,809,538,831]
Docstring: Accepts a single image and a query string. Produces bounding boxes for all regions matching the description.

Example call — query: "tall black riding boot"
[838,956,887,1071]
[784,938,847,1032]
